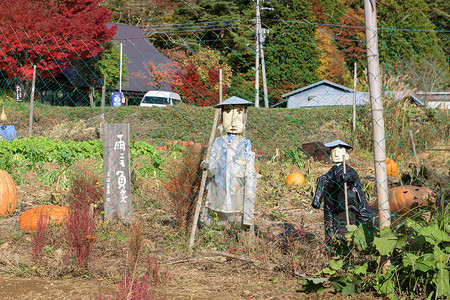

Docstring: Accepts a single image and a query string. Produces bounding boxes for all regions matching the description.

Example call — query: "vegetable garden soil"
[0,107,448,299]
[0,154,386,299]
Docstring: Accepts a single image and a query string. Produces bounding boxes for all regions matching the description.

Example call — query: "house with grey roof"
[273,80,424,108]
[108,22,174,95]
[59,23,174,106]
[416,92,450,109]
[273,80,355,108]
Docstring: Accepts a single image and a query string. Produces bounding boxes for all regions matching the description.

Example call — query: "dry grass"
[0,138,445,299]
[164,146,204,231]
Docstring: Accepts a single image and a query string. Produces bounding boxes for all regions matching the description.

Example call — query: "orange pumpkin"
[19,205,69,232]
[386,158,398,178]
[285,172,305,187]
[388,185,432,213]
[0,169,18,217]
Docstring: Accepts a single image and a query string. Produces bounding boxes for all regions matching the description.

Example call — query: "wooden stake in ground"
[189,109,220,250]
[189,69,223,250]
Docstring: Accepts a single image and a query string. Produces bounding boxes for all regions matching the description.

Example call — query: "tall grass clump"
[353,73,449,158]
[97,255,168,300]
[66,170,102,268]
[128,219,144,269]
[165,146,204,231]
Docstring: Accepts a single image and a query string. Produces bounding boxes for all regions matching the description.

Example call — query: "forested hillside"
[105,0,449,106]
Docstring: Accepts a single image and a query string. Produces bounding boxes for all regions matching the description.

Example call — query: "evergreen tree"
[423,0,450,70]
[377,0,449,91]
[264,0,320,90]
[170,0,255,76]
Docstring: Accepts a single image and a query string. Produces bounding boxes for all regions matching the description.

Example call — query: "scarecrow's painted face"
[330,147,349,163]
[222,104,246,134]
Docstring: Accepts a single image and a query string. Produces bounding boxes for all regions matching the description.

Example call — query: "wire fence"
[0,7,449,296]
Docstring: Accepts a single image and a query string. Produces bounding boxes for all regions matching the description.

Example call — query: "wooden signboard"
[16,84,24,102]
[103,123,132,223]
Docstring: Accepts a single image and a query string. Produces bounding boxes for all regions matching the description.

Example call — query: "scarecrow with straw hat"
[200,96,257,230]
[311,140,373,246]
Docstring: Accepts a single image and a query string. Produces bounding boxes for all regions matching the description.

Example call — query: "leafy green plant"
[303,203,450,299]
[0,138,164,185]
[283,148,307,170]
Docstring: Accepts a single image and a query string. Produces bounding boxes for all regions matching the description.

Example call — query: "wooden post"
[409,130,417,160]
[28,65,36,138]
[103,123,132,223]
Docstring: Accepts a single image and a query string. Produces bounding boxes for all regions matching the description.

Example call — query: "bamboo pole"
[101,76,106,123]
[343,157,350,225]
[189,109,220,249]
[189,69,223,250]
[364,0,391,228]
[409,130,417,160]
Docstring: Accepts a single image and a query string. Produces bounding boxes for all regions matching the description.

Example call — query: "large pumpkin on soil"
[19,205,69,232]
[0,169,18,217]
[285,172,305,187]
[386,158,398,178]
[388,185,432,214]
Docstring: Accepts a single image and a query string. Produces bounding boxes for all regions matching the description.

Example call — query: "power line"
[139,18,450,35]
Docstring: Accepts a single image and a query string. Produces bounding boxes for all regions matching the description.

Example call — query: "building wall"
[287,85,349,108]
[425,101,450,109]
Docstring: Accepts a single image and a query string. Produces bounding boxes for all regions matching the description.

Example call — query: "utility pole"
[255,0,273,108]
[254,0,261,107]
[260,28,269,108]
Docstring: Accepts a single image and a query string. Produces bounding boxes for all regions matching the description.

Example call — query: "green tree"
[76,42,130,106]
[377,0,449,91]
[423,0,450,72]
[264,0,320,90]
[170,0,255,77]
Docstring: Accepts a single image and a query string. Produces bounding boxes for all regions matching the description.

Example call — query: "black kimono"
[312,163,373,246]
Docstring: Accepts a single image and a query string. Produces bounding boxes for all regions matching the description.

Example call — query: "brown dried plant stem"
[66,171,101,268]
[31,212,49,261]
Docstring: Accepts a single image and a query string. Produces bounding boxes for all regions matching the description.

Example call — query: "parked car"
[139,91,182,107]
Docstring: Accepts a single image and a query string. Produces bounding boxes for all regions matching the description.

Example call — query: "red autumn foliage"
[144,49,227,107]
[0,0,116,80]
[175,64,222,106]
[334,8,367,62]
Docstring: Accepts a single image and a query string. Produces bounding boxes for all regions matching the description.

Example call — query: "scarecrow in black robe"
[311,140,373,246]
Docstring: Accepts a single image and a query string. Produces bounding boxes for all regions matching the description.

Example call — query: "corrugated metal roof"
[275,91,424,108]
[300,92,369,107]
[281,80,354,98]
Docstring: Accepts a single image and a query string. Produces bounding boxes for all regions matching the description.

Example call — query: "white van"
[140,91,182,107]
